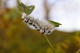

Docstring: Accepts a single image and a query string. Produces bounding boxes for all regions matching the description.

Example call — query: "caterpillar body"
[21,13,55,35]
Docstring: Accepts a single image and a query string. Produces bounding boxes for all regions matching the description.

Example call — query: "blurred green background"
[0,0,80,53]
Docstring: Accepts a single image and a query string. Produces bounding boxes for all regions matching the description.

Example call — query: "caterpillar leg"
[28,20,33,25]
[24,19,29,23]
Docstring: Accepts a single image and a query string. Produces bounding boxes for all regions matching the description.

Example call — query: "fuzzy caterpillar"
[21,13,55,35]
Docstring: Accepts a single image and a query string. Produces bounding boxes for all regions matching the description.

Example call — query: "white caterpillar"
[21,13,55,35]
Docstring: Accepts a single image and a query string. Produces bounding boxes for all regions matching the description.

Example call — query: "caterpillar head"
[21,13,26,20]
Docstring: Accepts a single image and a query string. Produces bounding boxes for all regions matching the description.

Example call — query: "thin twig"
[43,35,56,53]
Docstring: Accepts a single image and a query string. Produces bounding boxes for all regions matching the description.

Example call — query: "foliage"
[17,0,35,15]
[49,20,62,27]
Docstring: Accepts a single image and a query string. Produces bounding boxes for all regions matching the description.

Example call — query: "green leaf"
[19,2,35,15]
[49,20,62,27]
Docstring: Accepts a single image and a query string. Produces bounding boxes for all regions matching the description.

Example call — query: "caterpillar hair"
[21,13,55,35]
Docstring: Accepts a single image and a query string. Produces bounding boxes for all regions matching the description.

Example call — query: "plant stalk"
[43,35,56,53]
